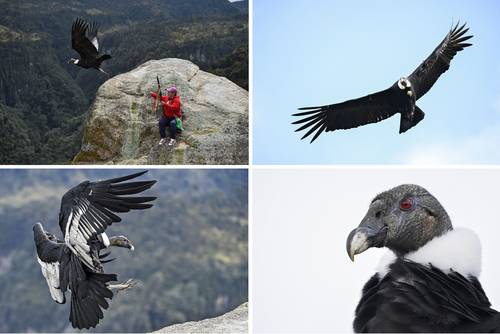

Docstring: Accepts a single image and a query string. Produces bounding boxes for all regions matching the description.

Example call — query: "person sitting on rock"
[151,86,181,146]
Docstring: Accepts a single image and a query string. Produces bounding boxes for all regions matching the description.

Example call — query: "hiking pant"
[159,116,177,139]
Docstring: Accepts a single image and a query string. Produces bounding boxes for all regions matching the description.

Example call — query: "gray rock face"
[73,58,248,165]
[153,303,248,334]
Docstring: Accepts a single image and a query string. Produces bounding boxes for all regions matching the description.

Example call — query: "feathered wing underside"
[34,224,66,304]
[354,260,498,332]
[71,18,99,59]
[61,171,157,271]
[292,87,397,142]
[409,22,473,100]
[37,257,65,304]
[87,21,100,52]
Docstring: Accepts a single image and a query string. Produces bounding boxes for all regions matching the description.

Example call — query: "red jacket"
[151,92,181,118]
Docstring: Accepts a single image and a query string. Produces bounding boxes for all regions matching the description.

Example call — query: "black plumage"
[293,22,473,142]
[69,18,111,74]
[34,171,156,329]
[346,184,500,332]
[354,260,500,332]
[58,170,156,271]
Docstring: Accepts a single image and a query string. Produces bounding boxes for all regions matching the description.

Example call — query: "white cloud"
[403,123,500,164]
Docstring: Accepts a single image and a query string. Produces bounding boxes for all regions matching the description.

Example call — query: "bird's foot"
[109,279,137,294]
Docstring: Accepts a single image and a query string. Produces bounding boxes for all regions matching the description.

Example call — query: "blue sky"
[253,0,500,164]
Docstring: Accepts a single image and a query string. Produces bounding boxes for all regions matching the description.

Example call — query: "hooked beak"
[33,222,43,233]
[346,223,387,262]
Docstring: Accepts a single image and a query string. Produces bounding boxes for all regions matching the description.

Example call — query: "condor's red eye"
[400,198,413,211]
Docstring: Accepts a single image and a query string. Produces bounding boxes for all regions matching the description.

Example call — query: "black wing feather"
[292,87,397,142]
[71,18,99,60]
[58,171,156,271]
[34,224,63,263]
[408,22,473,100]
[65,251,116,329]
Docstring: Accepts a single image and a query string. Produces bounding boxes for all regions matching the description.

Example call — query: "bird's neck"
[378,227,481,278]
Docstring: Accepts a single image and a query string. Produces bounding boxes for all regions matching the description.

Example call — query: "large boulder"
[153,303,248,334]
[73,58,248,165]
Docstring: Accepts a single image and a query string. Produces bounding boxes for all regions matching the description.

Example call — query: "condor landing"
[33,171,156,329]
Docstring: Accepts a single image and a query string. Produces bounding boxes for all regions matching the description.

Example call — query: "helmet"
[166,86,177,94]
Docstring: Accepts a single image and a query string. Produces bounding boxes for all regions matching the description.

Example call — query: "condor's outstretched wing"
[292,87,397,143]
[71,18,99,60]
[409,22,473,100]
[33,223,66,304]
[87,21,100,52]
[58,171,157,271]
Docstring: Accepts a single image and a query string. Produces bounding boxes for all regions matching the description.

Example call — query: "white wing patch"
[101,232,110,247]
[65,198,95,269]
[37,256,65,304]
[91,37,99,52]
[64,198,109,271]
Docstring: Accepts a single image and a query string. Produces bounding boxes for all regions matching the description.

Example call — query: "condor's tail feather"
[96,54,111,65]
[399,106,425,134]
[69,270,117,329]
[95,54,111,75]
[60,252,116,329]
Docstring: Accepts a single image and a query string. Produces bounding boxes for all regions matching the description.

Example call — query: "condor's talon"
[109,279,137,293]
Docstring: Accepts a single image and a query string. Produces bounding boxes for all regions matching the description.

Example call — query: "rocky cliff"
[153,303,248,334]
[73,59,248,165]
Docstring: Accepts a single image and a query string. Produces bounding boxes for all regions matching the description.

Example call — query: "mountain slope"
[0,0,247,164]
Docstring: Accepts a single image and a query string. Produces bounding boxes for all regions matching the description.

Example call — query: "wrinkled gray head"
[347,184,452,260]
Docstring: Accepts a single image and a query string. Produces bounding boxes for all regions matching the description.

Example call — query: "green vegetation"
[0,169,248,332]
[0,0,248,164]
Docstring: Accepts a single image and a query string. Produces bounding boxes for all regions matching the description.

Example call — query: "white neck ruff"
[375,227,481,278]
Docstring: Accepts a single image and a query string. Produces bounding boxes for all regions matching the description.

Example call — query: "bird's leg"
[98,67,109,76]
[109,279,137,294]
[109,235,135,251]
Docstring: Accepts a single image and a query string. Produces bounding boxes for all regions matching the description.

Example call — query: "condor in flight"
[292,22,473,143]
[33,171,156,329]
[68,18,111,74]
[346,184,500,332]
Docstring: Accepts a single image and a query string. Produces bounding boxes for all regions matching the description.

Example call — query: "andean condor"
[346,184,500,332]
[68,18,111,74]
[33,171,156,329]
[292,22,473,143]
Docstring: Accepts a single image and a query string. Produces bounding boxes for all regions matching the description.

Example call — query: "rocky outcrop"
[153,303,248,334]
[73,58,248,165]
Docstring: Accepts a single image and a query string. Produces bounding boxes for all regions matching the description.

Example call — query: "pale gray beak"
[346,223,387,262]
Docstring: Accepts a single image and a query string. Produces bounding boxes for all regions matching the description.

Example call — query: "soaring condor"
[346,184,500,332]
[33,171,156,329]
[69,18,111,74]
[293,23,473,143]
